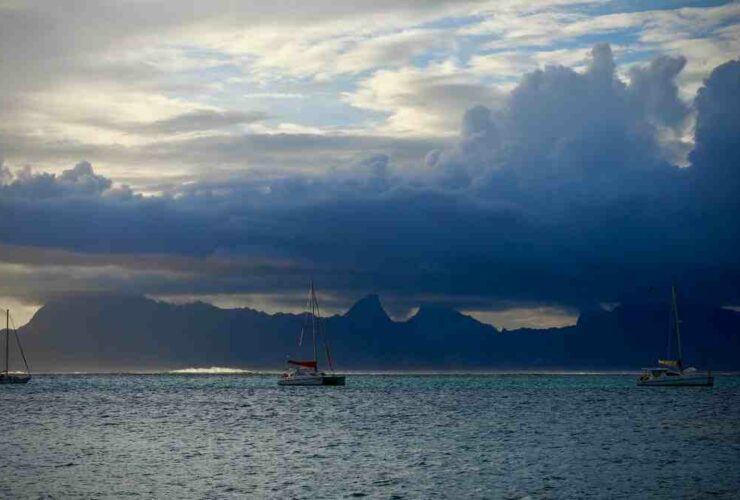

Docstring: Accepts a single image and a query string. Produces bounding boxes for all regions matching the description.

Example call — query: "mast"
[672,284,683,368]
[5,309,8,375]
[311,281,318,364]
[312,285,335,373]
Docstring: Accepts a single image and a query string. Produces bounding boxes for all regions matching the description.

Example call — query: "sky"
[0,0,738,327]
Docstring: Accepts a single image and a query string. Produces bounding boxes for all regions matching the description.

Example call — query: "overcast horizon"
[1,0,738,328]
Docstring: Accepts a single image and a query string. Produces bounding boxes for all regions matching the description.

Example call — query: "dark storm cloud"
[1,45,739,310]
[690,59,740,182]
[421,46,739,306]
[427,44,668,192]
[628,55,690,129]
[2,161,111,198]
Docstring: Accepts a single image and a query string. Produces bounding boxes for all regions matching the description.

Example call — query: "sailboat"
[637,285,713,387]
[278,281,345,386]
[0,309,31,384]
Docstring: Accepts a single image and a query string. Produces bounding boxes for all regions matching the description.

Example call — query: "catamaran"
[637,285,713,387]
[278,281,345,386]
[0,309,31,384]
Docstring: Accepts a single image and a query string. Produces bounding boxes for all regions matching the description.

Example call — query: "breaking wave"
[168,366,254,374]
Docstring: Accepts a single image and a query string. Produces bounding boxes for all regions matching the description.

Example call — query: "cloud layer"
[1,45,738,315]
[1,1,738,190]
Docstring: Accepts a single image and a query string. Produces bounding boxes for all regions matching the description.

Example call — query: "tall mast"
[311,281,318,364]
[310,284,334,373]
[672,284,683,366]
[5,309,8,375]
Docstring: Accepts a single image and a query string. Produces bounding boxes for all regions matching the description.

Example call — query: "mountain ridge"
[16,292,740,372]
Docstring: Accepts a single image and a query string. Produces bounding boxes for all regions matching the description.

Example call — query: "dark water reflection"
[1,374,739,499]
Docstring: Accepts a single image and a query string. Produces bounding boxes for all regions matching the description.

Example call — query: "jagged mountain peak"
[345,294,390,321]
[408,304,500,334]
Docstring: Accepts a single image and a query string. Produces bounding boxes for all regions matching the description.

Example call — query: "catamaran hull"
[0,375,31,384]
[278,375,345,386]
[637,374,713,387]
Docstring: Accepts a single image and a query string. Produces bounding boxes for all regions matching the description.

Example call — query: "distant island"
[19,293,740,372]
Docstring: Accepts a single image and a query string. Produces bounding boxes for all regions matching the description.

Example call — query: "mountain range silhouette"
[17,292,740,372]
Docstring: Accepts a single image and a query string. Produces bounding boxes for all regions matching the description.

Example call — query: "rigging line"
[4,309,8,375]
[672,284,683,363]
[312,286,334,373]
[13,331,30,375]
[319,315,333,373]
[9,312,30,374]
[311,281,318,364]
[299,284,312,347]
[666,296,673,359]
[323,322,334,373]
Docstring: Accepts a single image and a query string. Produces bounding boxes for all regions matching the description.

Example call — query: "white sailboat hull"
[637,372,713,387]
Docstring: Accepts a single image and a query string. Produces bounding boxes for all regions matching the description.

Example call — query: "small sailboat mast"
[5,309,9,375]
[311,280,318,364]
[310,282,335,373]
[671,284,683,367]
[297,280,336,372]
[658,284,684,371]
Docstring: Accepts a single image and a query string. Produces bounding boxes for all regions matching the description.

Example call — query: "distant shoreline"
[24,370,740,376]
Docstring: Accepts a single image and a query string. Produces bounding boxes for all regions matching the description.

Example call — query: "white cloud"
[345,61,504,137]
[470,46,596,80]
[0,0,736,189]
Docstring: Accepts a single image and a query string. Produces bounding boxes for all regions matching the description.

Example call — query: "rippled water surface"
[2,374,739,499]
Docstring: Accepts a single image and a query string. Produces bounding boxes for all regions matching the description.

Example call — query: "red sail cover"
[288,360,317,369]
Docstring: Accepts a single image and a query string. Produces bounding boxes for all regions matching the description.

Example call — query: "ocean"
[1,374,739,499]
